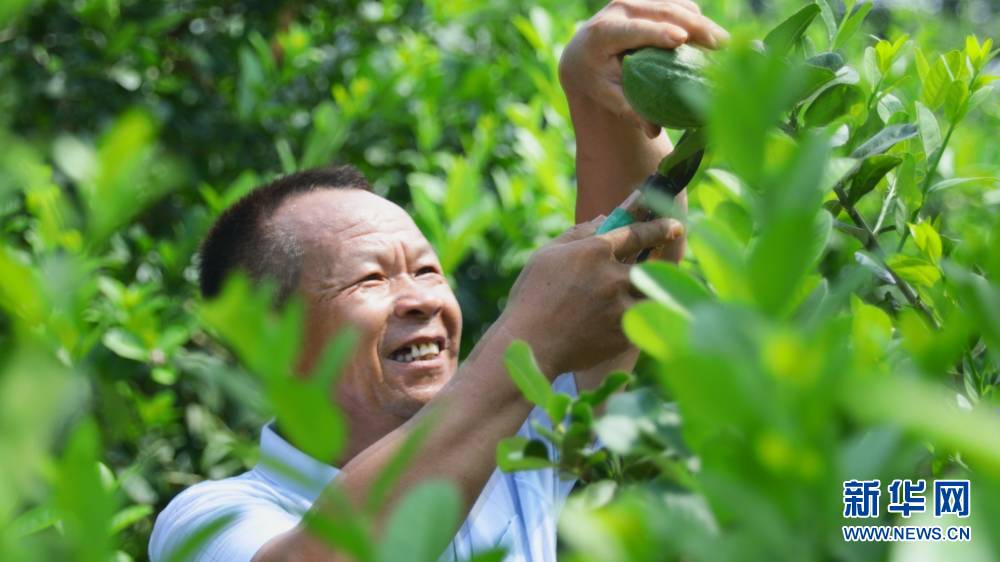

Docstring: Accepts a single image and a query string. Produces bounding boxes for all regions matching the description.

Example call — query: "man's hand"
[499,216,684,377]
[559,0,728,138]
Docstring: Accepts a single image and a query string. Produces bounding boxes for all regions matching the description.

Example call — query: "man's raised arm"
[558,0,728,224]
[254,217,684,562]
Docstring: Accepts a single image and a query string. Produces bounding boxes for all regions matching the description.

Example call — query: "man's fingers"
[605,17,688,52]
[599,217,685,261]
[620,0,729,49]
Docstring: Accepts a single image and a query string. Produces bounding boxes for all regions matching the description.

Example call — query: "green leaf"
[687,215,750,301]
[629,262,711,316]
[886,254,941,287]
[965,35,985,69]
[622,301,690,361]
[749,136,831,316]
[578,372,633,407]
[944,265,1000,350]
[54,419,116,562]
[377,481,461,562]
[708,40,803,187]
[921,54,955,110]
[927,176,999,194]
[546,392,573,425]
[199,274,303,380]
[504,340,553,412]
[875,35,908,75]
[915,102,942,158]
[763,4,821,56]
[8,503,59,537]
[847,154,902,205]
[365,414,435,514]
[833,1,872,51]
[110,504,153,535]
[496,436,553,471]
[816,0,842,43]
[805,51,845,71]
[850,295,893,362]
[796,61,839,104]
[442,195,497,275]
[803,83,864,127]
[907,222,942,262]
[750,210,832,316]
[82,109,183,245]
[102,328,147,362]
[944,79,969,122]
[268,329,356,462]
[844,376,1000,471]
[850,123,918,159]
[594,389,683,455]
[301,101,349,168]
[0,244,44,325]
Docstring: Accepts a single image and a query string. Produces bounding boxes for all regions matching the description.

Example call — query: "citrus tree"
[0,1,998,561]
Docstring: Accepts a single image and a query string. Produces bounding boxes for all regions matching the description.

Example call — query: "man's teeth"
[390,341,441,363]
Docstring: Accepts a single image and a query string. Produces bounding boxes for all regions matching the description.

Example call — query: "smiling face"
[275,188,462,418]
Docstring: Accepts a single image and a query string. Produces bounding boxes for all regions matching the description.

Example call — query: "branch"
[831,182,940,329]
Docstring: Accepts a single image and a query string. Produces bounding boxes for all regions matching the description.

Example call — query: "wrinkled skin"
[274,188,462,420]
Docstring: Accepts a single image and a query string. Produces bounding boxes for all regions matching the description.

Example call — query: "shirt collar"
[255,421,340,502]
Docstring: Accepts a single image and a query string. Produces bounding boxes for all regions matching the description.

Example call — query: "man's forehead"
[275,188,429,251]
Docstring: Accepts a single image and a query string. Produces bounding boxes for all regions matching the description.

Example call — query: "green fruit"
[622,45,710,129]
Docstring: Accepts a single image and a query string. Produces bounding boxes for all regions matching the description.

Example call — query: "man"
[149,2,727,561]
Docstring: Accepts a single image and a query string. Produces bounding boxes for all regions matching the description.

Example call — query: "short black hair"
[198,164,373,303]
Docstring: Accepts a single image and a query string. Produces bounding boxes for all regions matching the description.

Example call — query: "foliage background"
[1,0,999,560]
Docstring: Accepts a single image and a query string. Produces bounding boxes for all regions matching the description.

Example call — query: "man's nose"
[392,282,444,319]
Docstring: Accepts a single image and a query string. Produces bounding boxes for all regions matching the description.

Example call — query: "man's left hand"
[559,0,729,139]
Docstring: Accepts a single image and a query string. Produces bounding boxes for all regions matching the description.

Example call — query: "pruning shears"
[596,128,707,262]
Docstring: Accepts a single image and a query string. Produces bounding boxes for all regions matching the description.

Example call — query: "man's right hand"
[498,215,684,377]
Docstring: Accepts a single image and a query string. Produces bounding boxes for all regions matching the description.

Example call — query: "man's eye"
[416,266,438,276]
[358,273,384,284]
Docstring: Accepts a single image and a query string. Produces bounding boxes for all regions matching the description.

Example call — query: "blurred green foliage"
[1,0,999,561]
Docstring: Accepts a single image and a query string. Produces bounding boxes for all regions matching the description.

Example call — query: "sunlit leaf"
[377,481,461,562]
[629,261,711,316]
[944,79,969,122]
[622,301,689,361]
[908,222,943,262]
[886,254,941,287]
[921,54,955,110]
[687,215,751,301]
[504,340,555,419]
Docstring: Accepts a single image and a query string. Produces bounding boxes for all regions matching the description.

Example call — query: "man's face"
[277,188,462,418]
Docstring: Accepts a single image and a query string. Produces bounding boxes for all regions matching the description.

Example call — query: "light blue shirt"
[149,373,580,562]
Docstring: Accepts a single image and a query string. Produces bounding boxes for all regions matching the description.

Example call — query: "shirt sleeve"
[148,477,300,562]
